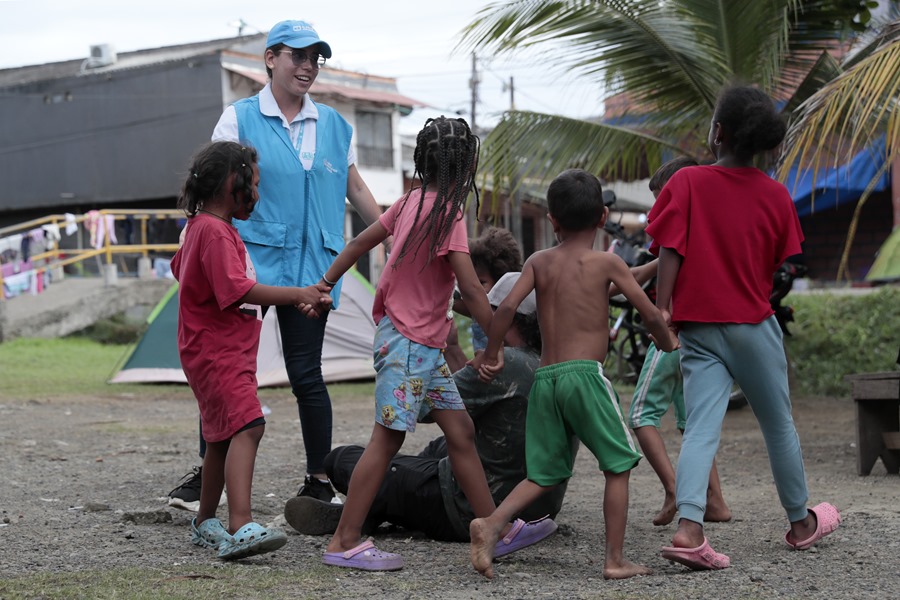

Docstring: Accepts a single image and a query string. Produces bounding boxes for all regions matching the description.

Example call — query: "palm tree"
[459,1,889,208]
[777,20,900,281]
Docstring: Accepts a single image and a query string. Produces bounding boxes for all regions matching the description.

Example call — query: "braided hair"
[393,117,480,268]
[177,142,258,217]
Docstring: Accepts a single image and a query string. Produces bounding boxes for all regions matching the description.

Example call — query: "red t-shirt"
[374,190,469,348]
[171,214,263,442]
[646,166,804,324]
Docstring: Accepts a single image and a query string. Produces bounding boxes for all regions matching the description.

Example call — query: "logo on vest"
[323,159,337,174]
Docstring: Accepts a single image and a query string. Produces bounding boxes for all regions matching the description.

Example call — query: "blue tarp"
[784,136,891,217]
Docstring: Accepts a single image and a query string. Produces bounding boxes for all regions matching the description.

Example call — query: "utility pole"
[469,53,479,134]
[468,53,480,230]
[508,76,515,110]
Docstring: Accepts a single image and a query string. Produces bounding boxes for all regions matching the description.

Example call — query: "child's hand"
[295,285,332,318]
[471,348,504,382]
[651,326,681,353]
[660,308,674,329]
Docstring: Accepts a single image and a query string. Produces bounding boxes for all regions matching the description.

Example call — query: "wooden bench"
[845,371,900,475]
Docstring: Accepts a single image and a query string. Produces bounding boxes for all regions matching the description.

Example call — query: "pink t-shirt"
[373,190,469,348]
[171,214,263,442]
[646,165,804,324]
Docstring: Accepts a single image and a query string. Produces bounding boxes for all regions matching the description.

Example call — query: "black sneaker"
[168,466,202,512]
[296,475,337,502]
[167,467,226,512]
[284,496,343,535]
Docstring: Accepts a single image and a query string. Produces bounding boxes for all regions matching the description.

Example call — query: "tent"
[784,136,892,217]
[866,228,900,282]
[109,269,376,386]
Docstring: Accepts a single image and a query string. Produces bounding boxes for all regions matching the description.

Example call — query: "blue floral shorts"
[373,316,464,432]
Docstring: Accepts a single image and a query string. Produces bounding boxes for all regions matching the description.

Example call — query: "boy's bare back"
[529,241,640,366]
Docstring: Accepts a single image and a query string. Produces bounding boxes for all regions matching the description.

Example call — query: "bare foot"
[470,518,498,579]
[704,503,733,523]
[603,560,652,580]
[653,495,677,526]
[705,491,733,522]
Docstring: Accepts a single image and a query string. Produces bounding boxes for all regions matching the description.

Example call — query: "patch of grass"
[787,287,900,396]
[0,337,181,399]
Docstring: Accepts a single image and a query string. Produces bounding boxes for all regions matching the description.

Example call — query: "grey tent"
[110,269,376,386]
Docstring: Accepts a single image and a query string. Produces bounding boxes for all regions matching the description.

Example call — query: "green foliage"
[787,287,900,396]
[71,313,148,345]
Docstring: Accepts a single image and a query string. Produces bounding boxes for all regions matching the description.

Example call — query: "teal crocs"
[191,517,231,551]
[217,522,287,560]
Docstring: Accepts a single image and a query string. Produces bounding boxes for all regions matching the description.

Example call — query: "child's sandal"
[216,522,287,560]
[190,517,231,551]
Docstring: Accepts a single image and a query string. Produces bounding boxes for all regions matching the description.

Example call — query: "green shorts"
[628,343,685,430]
[526,360,642,485]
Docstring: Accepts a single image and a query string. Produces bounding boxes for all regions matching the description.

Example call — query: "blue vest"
[232,96,352,306]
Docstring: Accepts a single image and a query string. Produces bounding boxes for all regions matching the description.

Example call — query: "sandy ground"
[2,384,900,599]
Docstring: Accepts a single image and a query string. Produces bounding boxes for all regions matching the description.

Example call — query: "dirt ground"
[2,384,900,599]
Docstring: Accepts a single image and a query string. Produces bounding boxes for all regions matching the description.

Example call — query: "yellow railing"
[1,209,184,299]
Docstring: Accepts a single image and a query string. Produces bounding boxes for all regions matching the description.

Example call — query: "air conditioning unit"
[88,44,117,68]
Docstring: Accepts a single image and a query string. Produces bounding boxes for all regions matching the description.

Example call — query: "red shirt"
[171,214,262,442]
[646,166,804,324]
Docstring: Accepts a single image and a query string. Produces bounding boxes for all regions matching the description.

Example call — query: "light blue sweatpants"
[676,317,809,524]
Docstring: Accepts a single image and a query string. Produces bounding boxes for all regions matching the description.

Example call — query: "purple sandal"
[322,539,404,571]
[494,516,558,558]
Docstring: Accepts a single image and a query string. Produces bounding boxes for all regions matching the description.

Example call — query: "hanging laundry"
[85,210,105,249]
[6,233,23,262]
[64,213,78,236]
[42,223,61,250]
[20,235,31,262]
[105,215,118,245]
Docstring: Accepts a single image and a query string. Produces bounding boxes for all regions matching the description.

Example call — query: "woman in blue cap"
[168,19,385,513]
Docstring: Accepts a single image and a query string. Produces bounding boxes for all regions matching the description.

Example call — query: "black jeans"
[199,305,333,474]
[276,304,333,474]
[325,443,462,542]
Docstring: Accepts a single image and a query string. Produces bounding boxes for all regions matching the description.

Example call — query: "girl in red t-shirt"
[172,141,331,560]
[647,86,840,571]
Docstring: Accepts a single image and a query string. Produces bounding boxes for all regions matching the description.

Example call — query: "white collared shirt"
[212,84,356,171]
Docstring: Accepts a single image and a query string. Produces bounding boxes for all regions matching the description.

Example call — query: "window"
[356,111,393,169]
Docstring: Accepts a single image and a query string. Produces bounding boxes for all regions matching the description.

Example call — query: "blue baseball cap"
[266,20,332,58]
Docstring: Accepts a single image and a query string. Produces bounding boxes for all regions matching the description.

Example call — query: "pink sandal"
[784,502,841,550]
[661,538,730,570]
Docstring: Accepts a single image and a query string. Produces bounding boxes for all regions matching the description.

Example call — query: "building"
[0,34,421,279]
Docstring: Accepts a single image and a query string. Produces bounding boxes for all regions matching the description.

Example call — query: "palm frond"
[460,1,727,113]
[777,29,900,209]
[479,110,701,198]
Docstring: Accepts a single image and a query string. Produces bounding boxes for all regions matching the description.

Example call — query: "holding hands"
[650,308,681,353]
[470,349,504,383]
[295,283,333,318]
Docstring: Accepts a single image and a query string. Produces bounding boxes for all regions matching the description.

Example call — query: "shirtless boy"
[470,168,679,580]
